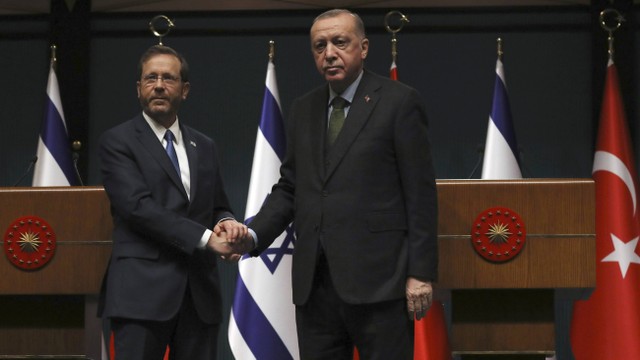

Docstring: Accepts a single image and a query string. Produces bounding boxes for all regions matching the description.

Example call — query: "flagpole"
[389,29,398,67]
[496,37,503,60]
[269,40,275,62]
[50,44,57,70]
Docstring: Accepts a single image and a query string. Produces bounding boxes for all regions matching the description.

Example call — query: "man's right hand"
[206,231,232,255]
[207,231,254,260]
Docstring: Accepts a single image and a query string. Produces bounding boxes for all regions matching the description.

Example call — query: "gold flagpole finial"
[599,8,624,61]
[149,15,175,46]
[385,11,409,63]
[497,38,503,60]
[269,40,275,62]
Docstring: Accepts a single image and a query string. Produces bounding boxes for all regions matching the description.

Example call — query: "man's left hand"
[214,219,248,242]
[406,277,433,321]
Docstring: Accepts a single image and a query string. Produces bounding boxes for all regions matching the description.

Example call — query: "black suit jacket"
[98,114,234,323]
[250,70,438,305]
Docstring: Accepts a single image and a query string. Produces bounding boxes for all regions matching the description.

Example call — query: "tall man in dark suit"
[230,8,438,360]
[98,45,247,359]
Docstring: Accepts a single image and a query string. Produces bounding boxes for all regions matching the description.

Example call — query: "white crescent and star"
[593,150,640,279]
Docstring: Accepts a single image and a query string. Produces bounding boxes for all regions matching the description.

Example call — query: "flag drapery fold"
[481,57,522,179]
[229,60,299,360]
[32,62,77,186]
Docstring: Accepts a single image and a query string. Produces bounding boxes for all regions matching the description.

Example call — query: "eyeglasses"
[141,74,181,87]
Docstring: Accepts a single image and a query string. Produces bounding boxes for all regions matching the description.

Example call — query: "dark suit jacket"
[98,114,234,324]
[250,70,438,305]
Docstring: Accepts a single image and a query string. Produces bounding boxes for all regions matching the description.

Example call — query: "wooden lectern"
[436,179,595,358]
[0,187,112,358]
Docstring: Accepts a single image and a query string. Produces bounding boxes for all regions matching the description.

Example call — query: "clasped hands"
[206,219,254,261]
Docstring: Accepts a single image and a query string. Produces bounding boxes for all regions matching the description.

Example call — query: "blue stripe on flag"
[232,275,293,359]
[490,75,520,164]
[42,97,78,185]
[259,88,285,161]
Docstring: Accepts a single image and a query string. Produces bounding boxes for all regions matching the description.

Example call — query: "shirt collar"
[142,112,182,145]
[328,70,363,106]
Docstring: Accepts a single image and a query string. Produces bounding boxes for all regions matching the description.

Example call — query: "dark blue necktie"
[164,130,180,175]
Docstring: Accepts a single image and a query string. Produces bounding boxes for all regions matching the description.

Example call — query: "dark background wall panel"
[1,5,637,359]
[1,38,49,187]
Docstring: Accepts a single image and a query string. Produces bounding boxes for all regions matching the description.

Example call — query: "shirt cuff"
[199,229,212,249]
[248,228,258,248]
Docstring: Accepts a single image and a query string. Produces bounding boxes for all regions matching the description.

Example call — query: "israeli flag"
[228,60,299,359]
[481,57,522,179]
[32,63,78,186]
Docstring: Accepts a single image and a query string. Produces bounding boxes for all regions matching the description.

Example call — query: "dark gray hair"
[312,9,366,38]
[138,45,190,82]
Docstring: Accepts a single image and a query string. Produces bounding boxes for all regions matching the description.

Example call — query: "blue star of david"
[243,215,295,275]
[259,224,295,274]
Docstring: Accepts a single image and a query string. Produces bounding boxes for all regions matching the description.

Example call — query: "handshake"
[206,219,254,261]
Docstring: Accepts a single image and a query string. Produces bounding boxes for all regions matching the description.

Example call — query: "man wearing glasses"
[98,45,247,359]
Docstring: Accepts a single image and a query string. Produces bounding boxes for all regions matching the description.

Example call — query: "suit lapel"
[325,71,381,179]
[310,87,330,179]
[181,125,198,201]
[134,115,188,199]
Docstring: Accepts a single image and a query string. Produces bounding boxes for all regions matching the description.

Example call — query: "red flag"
[414,301,451,360]
[571,61,640,359]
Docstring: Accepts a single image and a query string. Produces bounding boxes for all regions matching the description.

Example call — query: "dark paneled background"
[0,1,638,359]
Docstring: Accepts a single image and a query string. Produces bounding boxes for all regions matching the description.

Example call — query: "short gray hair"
[312,9,366,38]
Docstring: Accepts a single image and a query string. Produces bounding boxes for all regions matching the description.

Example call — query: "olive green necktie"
[327,97,348,146]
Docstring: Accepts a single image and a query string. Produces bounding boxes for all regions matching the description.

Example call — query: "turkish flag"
[414,301,452,360]
[571,61,640,359]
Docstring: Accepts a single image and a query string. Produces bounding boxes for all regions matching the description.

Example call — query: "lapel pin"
[190,141,197,147]
[364,95,371,103]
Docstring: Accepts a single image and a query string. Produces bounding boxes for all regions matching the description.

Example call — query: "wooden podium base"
[0,295,103,358]
[451,289,555,354]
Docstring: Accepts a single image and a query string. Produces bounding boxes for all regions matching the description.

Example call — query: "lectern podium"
[436,179,596,358]
[0,187,112,358]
